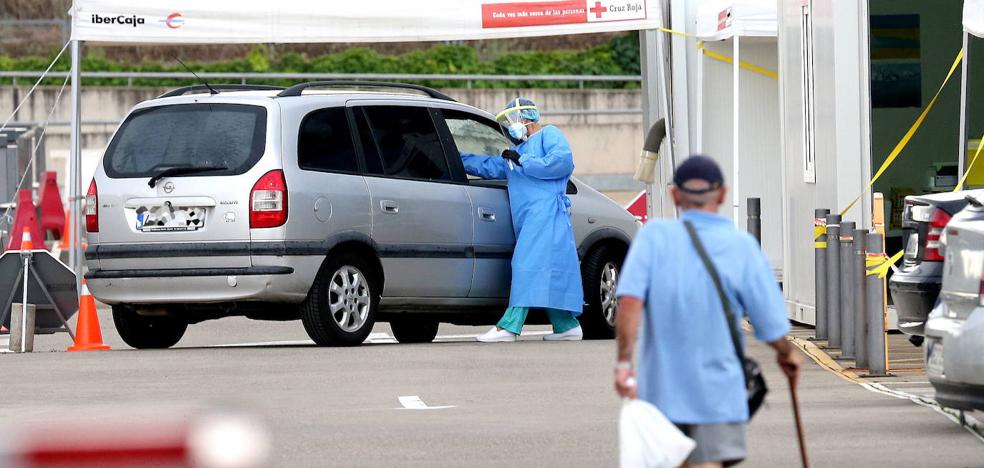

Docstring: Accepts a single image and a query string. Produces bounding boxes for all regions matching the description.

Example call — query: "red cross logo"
[589,1,606,18]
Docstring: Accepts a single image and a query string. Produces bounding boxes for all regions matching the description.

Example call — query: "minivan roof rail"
[276,81,456,101]
[158,84,286,98]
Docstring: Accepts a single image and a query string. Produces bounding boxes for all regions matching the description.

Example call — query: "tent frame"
[65,4,675,290]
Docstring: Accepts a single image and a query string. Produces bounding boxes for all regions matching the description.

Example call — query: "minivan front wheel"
[112,305,188,349]
[579,244,623,339]
[301,253,379,346]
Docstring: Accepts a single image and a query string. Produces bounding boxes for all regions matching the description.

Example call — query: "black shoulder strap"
[683,220,748,370]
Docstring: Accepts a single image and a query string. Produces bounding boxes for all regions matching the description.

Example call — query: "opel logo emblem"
[163,181,175,194]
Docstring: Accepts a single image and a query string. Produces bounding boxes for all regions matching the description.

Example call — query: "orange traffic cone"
[67,279,111,352]
[20,226,34,250]
[58,210,70,249]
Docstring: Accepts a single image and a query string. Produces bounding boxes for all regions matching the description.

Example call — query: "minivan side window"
[443,109,512,159]
[357,106,453,182]
[297,107,359,173]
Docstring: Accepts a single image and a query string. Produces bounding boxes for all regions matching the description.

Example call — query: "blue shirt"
[616,210,790,424]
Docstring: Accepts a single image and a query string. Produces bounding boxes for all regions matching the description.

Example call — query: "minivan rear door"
[91,102,271,270]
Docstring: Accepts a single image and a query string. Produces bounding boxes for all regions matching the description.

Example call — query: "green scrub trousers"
[497,306,580,335]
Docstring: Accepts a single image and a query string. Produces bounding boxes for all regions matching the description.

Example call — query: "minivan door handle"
[478,207,496,222]
[380,200,399,214]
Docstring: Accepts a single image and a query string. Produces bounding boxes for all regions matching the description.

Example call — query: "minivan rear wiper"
[148,165,228,188]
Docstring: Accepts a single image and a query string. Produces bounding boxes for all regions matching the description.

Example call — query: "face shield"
[495,105,538,126]
[497,99,540,142]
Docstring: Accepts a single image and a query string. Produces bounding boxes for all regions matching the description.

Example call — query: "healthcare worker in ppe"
[460,98,585,342]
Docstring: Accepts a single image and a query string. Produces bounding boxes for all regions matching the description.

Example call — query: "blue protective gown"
[461,125,584,315]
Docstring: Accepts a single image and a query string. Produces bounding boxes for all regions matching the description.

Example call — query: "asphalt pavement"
[2,310,983,467]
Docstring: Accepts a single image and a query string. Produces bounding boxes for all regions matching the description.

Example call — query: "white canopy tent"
[64,0,669,286]
[694,0,777,222]
[959,0,982,178]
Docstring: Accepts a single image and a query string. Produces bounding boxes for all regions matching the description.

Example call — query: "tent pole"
[655,25,675,218]
[957,31,970,179]
[696,45,704,153]
[69,39,82,294]
[732,35,740,224]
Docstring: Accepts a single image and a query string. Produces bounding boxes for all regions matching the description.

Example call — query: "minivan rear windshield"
[104,103,267,178]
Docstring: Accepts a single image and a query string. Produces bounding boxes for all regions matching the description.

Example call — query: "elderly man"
[613,156,801,467]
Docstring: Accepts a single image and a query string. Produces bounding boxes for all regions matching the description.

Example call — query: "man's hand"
[501,149,522,166]
[615,366,638,399]
[777,348,803,388]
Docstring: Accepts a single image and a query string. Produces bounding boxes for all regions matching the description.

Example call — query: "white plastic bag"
[619,399,696,468]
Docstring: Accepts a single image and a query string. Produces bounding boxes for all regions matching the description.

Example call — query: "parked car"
[83,82,639,348]
[924,194,984,411]
[889,189,984,338]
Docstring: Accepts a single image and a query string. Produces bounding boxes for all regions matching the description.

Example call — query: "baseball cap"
[672,155,724,194]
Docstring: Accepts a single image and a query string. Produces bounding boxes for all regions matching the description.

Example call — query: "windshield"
[103,103,267,178]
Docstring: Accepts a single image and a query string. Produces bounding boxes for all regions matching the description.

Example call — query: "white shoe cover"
[477,327,517,342]
[544,325,583,341]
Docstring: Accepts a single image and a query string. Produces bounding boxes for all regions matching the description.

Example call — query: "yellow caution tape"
[954,131,984,192]
[841,49,964,216]
[657,27,697,38]
[654,27,777,80]
[813,225,827,248]
[700,46,779,80]
[865,250,904,279]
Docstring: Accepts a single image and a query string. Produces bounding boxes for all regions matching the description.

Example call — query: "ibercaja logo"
[91,13,146,27]
[160,12,185,29]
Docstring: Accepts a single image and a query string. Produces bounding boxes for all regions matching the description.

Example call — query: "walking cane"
[788,375,809,468]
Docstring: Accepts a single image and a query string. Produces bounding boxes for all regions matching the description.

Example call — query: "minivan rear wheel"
[390,317,440,344]
[112,305,188,349]
[301,253,379,346]
[579,244,623,339]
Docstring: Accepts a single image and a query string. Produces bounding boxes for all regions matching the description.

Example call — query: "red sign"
[482,0,646,28]
[625,190,648,223]
[482,0,587,28]
[717,8,730,31]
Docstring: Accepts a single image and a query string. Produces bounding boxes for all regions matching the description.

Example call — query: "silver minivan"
[84,82,639,348]
[925,194,984,410]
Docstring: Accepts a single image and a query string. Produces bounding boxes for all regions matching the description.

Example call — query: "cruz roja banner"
[70,0,664,44]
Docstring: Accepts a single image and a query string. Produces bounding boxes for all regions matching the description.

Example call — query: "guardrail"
[0,71,642,89]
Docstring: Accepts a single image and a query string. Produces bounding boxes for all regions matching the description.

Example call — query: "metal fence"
[0,71,642,89]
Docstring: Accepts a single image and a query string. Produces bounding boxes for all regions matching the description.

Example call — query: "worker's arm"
[519,127,574,180]
[460,153,508,179]
[615,296,643,398]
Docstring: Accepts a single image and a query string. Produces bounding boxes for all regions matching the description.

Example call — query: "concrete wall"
[0,86,646,203]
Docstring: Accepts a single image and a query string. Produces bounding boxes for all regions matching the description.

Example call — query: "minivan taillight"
[250,170,288,228]
[85,179,98,232]
[924,208,951,262]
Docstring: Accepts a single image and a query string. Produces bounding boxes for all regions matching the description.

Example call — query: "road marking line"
[434,330,551,340]
[206,330,549,348]
[790,337,984,445]
[397,395,455,410]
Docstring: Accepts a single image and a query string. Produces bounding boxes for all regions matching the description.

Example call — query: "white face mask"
[508,122,528,141]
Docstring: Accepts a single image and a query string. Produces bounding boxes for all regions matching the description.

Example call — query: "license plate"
[927,341,945,378]
[136,205,206,232]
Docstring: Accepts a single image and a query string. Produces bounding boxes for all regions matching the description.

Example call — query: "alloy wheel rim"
[328,265,371,332]
[600,262,619,326]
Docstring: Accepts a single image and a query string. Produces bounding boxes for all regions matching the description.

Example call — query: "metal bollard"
[854,229,869,369]
[814,209,830,340]
[747,198,761,244]
[866,232,888,377]
[9,303,36,353]
[825,214,842,348]
[839,222,856,360]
